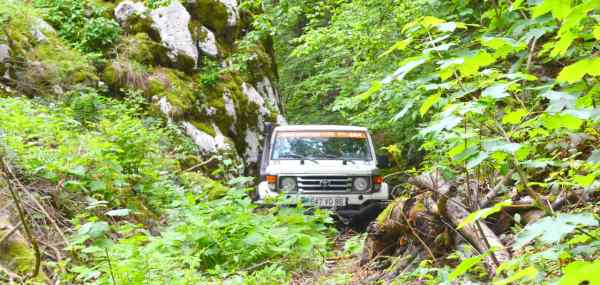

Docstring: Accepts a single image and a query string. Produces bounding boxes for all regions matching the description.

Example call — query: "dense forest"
[0,0,599,284]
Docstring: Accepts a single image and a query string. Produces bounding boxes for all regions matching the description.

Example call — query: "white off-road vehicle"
[256,124,390,217]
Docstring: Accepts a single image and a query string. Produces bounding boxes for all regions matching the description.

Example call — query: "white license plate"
[303,197,347,208]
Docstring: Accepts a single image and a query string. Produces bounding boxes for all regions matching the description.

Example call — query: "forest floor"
[291,222,386,285]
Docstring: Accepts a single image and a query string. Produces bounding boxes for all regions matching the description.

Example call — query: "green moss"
[25,42,98,90]
[376,198,403,225]
[189,120,216,137]
[187,0,235,40]
[102,63,119,87]
[147,76,168,96]
[120,33,166,65]
[180,172,228,200]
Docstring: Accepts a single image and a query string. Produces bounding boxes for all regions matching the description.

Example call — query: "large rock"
[197,26,218,57]
[182,121,230,153]
[220,0,239,27]
[0,44,9,63]
[150,1,198,70]
[114,1,147,23]
[31,18,55,43]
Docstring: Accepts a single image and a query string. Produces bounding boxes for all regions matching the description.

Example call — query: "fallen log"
[361,171,511,277]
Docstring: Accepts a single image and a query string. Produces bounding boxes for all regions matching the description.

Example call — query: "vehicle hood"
[265,160,379,175]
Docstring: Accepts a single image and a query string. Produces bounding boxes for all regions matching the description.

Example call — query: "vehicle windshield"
[271,131,371,160]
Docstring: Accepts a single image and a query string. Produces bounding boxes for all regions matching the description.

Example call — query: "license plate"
[303,197,347,208]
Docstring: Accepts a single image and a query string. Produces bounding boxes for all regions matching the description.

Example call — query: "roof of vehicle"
[274,124,368,131]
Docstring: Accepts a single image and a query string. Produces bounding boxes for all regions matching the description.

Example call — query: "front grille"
[296,176,353,193]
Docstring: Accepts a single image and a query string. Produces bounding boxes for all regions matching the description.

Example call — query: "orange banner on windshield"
[277,131,367,139]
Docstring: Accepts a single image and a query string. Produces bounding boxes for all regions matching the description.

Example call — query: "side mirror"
[376,155,390,169]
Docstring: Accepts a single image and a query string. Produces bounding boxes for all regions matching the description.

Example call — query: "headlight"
[280,177,297,192]
[353,177,369,191]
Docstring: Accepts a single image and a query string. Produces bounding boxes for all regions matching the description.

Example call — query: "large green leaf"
[540,113,583,130]
[420,93,441,116]
[556,57,600,83]
[559,260,600,285]
[448,254,485,281]
[502,108,528,124]
[493,266,538,285]
[482,83,510,99]
[457,201,512,229]
[532,0,572,20]
[513,213,598,249]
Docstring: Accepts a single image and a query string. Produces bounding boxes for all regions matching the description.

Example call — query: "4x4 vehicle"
[256,124,390,217]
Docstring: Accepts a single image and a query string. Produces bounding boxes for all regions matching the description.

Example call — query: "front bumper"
[255,181,390,206]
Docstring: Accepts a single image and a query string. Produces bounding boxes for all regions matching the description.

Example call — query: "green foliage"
[265,0,600,283]
[0,94,178,210]
[457,201,512,229]
[69,187,333,284]
[33,0,121,52]
[513,213,599,249]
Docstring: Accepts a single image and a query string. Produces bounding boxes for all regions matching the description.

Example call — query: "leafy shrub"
[69,187,334,284]
[0,94,177,210]
[33,0,121,52]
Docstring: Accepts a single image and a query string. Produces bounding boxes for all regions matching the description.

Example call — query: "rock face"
[150,1,198,69]
[197,26,218,57]
[111,0,284,173]
[1,0,284,173]
[114,1,147,23]
[0,44,9,77]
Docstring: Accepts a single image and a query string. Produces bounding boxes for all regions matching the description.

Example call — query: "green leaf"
[550,31,577,58]
[482,83,510,99]
[513,213,598,249]
[482,140,522,154]
[466,151,489,169]
[559,260,600,285]
[493,266,538,285]
[573,174,596,187]
[540,113,583,130]
[420,93,441,116]
[594,25,600,40]
[532,0,571,20]
[435,22,467,32]
[459,51,496,77]
[502,108,528,125]
[382,57,428,83]
[458,201,512,229]
[421,16,445,28]
[78,221,110,239]
[357,81,382,101]
[448,254,485,281]
[556,58,600,83]
[379,38,413,59]
[105,209,130,217]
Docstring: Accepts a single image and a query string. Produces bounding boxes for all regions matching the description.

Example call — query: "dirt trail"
[291,227,375,285]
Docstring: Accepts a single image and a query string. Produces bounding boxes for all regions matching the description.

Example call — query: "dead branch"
[408,172,510,273]
[1,158,41,280]
[480,169,514,208]
[0,221,22,245]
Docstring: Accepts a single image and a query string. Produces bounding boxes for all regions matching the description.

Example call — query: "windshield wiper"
[282,154,319,164]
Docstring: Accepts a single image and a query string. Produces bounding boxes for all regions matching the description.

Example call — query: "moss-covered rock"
[148,67,197,118]
[102,59,149,91]
[185,0,234,34]
[118,33,168,65]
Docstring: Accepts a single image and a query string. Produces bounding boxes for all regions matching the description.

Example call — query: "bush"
[0,93,177,211]
[70,187,334,284]
[33,0,121,52]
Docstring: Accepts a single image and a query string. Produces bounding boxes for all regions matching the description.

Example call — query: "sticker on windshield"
[277,131,367,138]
